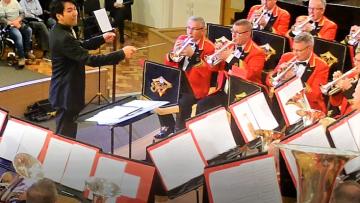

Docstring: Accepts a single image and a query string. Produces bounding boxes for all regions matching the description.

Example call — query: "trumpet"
[270,56,297,87]
[170,36,196,62]
[292,15,314,36]
[205,37,235,66]
[347,28,360,46]
[252,7,267,29]
[320,68,358,95]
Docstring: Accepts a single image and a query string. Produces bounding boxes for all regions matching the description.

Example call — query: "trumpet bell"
[85,177,121,201]
[12,153,44,180]
[254,129,285,152]
[276,144,360,203]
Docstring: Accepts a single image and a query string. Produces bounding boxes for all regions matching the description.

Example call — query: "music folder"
[274,77,310,126]
[186,107,237,162]
[86,153,155,203]
[229,91,279,143]
[204,154,282,203]
[142,60,182,107]
[279,122,330,187]
[0,117,51,161]
[0,108,8,136]
[327,110,360,174]
[147,130,207,199]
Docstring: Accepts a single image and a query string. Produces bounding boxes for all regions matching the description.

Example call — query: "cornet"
[170,36,196,62]
[270,56,297,87]
[320,68,358,95]
[252,6,267,29]
[206,36,235,66]
[347,28,360,46]
[292,15,315,36]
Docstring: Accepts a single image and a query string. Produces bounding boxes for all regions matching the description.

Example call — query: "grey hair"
[294,32,314,46]
[233,19,252,31]
[310,0,327,8]
[188,16,206,28]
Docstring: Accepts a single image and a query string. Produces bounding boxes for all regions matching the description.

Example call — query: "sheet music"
[120,173,140,198]
[150,132,205,190]
[209,156,281,203]
[0,110,6,130]
[93,8,113,33]
[92,157,127,200]
[276,78,307,125]
[0,120,26,160]
[284,125,330,185]
[61,144,98,191]
[85,105,140,124]
[232,101,260,142]
[188,109,237,160]
[348,112,360,148]
[17,125,48,158]
[122,100,168,109]
[330,122,359,151]
[248,92,279,130]
[43,138,73,182]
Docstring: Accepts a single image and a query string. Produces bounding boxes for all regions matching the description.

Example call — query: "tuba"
[170,36,196,62]
[276,143,360,203]
[85,177,121,203]
[271,56,297,87]
[320,68,358,95]
[292,15,315,36]
[206,36,235,66]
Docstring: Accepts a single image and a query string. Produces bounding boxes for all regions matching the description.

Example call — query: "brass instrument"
[348,28,360,46]
[13,153,44,180]
[206,36,235,66]
[320,68,358,95]
[170,36,196,62]
[271,56,297,87]
[254,129,285,152]
[252,6,267,29]
[276,144,360,203]
[292,15,315,36]
[85,177,121,203]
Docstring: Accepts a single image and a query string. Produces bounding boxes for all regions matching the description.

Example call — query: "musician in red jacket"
[196,19,266,114]
[247,0,290,36]
[286,0,337,41]
[329,52,360,116]
[266,32,329,113]
[154,16,215,139]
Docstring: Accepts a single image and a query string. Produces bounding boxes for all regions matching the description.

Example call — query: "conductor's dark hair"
[50,0,77,21]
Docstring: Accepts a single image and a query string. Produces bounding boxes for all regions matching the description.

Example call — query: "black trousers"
[55,109,79,139]
[111,8,127,43]
[158,92,198,131]
[195,91,227,115]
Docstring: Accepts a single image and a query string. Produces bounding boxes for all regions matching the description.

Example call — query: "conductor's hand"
[122,46,137,59]
[103,32,116,43]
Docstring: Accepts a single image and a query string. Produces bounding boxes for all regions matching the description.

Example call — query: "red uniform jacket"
[229,39,266,85]
[330,92,354,117]
[247,4,291,36]
[266,52,329,113]
[315,16,338,41]
[165,35,215,99]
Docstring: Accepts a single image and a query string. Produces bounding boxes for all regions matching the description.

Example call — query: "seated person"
[20,0,51,59]
[0,0,35,68]
[352,71,360,111]
[329,51,360,117]
[342,25,360,65]
[155,16,215,139]
[247,0,290,36]
[266,32,329,113]
[105,0,133,44]
[286,0,337,42]
[196,19,266,114]
[26,178,57,203]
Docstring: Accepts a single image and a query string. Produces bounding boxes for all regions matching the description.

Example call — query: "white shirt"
[19,0,43,18]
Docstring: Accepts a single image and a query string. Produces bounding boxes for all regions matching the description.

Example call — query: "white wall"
[132,0,222,28]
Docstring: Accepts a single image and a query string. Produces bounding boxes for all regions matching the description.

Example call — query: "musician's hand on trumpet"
[291,16,314,36]
[277,61,296,81]
[332,71,353,92]
[250,9,267,29]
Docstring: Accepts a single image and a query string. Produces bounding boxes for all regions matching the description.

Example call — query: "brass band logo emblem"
[260,43,276,61]
[150,76,173,97]
[320,51,338,68]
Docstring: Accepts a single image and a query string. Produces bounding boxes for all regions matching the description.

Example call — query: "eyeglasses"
[186,26,204,31]
[308,7,324,11]
[292,46,310,53]
[231,29,250,36]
